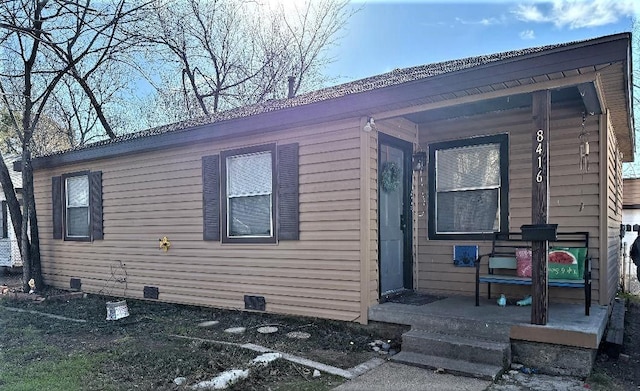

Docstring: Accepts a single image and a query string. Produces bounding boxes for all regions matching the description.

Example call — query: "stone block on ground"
[510,340,596,377]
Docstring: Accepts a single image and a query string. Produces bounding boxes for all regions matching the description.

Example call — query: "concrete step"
[369,305,512,343]
[391,351,504,381]
[402,329,510,367]
[411,315,512,343]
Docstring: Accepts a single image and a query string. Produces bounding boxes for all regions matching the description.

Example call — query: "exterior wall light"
[363,117,376,132]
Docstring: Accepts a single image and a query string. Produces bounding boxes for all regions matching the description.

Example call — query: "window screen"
[66,175,89,237]
[227,152,273,237]
[435,143,501,234]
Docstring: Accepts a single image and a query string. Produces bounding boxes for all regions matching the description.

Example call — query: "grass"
[616,291,640,304]
[0,319,105,391]
[0,354,103,391]
[586,369,624,391]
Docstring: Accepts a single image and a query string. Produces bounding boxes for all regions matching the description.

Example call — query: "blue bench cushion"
[479,274,585,287]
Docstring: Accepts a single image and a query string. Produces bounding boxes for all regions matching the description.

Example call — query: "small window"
[53,171,103,241]
[65,174,90,239]
[221,144,276,243]
[428,134,508,240]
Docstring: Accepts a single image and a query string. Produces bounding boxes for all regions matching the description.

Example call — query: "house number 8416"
[535,129,544,183]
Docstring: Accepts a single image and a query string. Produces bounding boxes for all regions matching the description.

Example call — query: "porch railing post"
[531,90,551,325]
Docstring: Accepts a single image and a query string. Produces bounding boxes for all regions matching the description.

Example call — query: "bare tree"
[269,0,353,99]
[137,0,354,124]
[49,65,133,149]
[0,0,147,291]
[0,107,71,156]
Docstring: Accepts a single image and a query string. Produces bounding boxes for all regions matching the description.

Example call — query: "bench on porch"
[475,231,591,316]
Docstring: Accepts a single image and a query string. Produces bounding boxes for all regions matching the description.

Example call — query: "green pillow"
[548,247,587,280]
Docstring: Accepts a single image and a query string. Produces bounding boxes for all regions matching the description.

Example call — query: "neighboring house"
[0,155,22,269]
[623,178,640,242]
[29,33,633,324]
[622,178,640,290]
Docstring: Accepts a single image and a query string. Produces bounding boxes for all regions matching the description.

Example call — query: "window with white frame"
[428,134,508,239]
[65,174,90,238]
[222,145,275,243]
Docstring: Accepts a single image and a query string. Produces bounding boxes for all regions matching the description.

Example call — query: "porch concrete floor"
[370,296,608,349]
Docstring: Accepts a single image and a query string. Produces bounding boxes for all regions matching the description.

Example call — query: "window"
[52,171,103,241]
[221,145,276,243]
[202,143,299,243]
[226,150,274,238]
[65,174,90,238]
[428,134,508,240]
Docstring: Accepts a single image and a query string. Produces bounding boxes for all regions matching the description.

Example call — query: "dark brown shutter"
[90,171,103,240]
[52,176,62,239]
[202,155,220,241]
[1,201,7,239]
[277,143,299,240]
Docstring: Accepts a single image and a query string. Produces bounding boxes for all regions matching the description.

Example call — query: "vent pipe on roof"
[287,76,296,98]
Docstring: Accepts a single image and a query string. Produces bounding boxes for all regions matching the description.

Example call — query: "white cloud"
[514,4,547,23]
[455,16,503,26]
[512,0,636,29]
[520,29,536,39]
[480,18,500,26]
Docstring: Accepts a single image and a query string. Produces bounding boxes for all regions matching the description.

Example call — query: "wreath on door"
[381,162,401,192]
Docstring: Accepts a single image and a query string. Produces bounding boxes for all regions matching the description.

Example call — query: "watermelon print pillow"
[548,247,587,280]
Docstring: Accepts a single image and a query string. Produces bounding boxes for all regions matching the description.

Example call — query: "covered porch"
[369,295,608,379]
[371,35,632,324]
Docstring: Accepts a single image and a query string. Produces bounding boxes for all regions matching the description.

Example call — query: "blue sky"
[324,0,639,176]
[326,0,637,82]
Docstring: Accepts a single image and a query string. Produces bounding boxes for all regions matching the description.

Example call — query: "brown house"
[32,34,632,331]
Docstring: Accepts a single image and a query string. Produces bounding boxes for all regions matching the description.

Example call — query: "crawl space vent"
[70,278,82,291]
[244,295,266,311]
[143,286,159,299]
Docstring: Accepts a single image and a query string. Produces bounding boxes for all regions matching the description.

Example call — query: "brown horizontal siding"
[623,179,640,201]
[34,118,367,322]
[416,101,601,303]
[40,247,362,263]
[603,116,622,304]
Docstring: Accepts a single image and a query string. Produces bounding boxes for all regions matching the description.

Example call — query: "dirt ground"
[2,269,640,390]
[0,269,407,391]
[590,297,640,390]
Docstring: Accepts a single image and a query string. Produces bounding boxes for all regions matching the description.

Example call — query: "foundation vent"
[143,286,159,299]
[70,278,82,291]
[244,295,266,311]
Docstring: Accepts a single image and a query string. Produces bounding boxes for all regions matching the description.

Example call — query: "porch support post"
[358,117,372,324]
[531,90,551,325]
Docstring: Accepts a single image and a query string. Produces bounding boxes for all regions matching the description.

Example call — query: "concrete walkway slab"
[331,361,491,391]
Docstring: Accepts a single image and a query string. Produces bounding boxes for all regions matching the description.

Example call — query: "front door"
[378,134,413,298]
